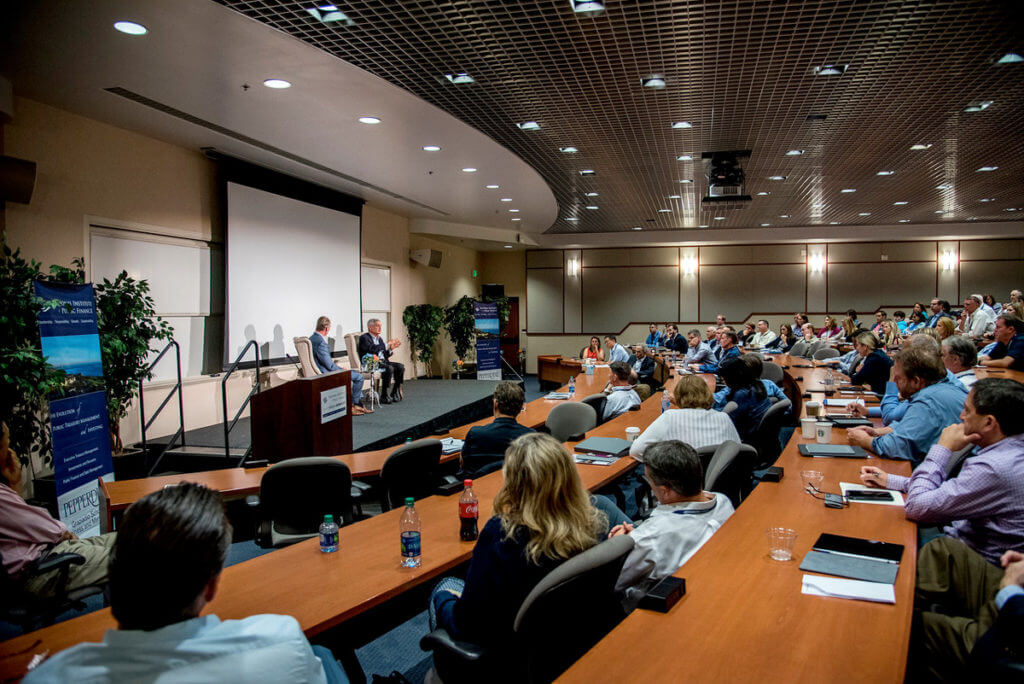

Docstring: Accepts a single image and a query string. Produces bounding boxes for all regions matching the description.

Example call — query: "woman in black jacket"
[849,331,893,395]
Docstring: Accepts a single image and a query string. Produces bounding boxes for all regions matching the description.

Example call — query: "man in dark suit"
[357,318,404,404]
[310,316,368,415]
[459,381,533,478]
[969,549,1024,675]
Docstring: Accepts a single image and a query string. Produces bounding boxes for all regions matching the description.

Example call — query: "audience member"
[715,357,771,442]
[961,294,996,339]
[582,335,605,362]
[644,323,664,348]
[844,309,860,328]
[738,322,755,347]
[683,329,714,365]
[840,316,859,342]
[695,331,740,373]
[769,323,797,351]
[704,326,719,352]
[631,345,657,389]
[983,293,1002,316]
[941,335,978,389]
[893,310,907,334]
[629,375,740,461]
[818,315,842,340]
[310,316,368,414]
[663,325,686,353]
[870,309,887,335]
[604,335,629,363]
[25,483,345,684]
[746,320,777,349]
[848,331,893,395]
[979,314,1024,370]
[459,381,533,478]
[1003,301,1022,320]
[926,298,954,328]
[912,301,930,322]
[936,316,956,340]
[612,441,734,610]
[880,320,900,348]
[715,314,727,327]
[905,310,926,335]
[604,361,642,421]
[799,323,817,343]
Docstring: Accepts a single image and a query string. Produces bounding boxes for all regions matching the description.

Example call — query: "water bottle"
[568,375,575,397]
[319,514,339,553]
[399,497,422,568]
[661,388,670,414]
[824,368,835,395]
[459,480,479,542]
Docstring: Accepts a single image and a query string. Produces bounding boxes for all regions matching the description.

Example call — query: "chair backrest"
[580,393,608,425]
[789,340,808,358]
[344,332,363,371]
[748,398,792,468]
[634,384,652,401]
[759,361,784,385]
[813,347,840,360]
[545,402,597,442]
[945,444,974,478]
[379,439,443,510]
[293,337,320,377]
[260,457,355,534]
[512,535,634,682]
[722,400,739,415]
[703,440,759,508]
[806,340,823,357]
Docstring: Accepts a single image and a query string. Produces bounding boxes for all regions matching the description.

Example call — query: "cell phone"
[846,489,895,502]
[824,493,846,508]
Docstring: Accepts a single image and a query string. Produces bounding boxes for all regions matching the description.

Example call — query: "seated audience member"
[795,313,811,329]
[847,347,966,462]
[746,319,777,349]
[941,335,978,389]
[936,316,956,340]
[310,316,369,415]
[715,357,771,442]
[581,335,605,362]
[835,347,863,376]
[428,433,608,650]
[880,320,901,349]
[799,323,818,343]
[1003,302,1022,320]
[967,550,1024,676]
[926,298,953,328]
[769,323,797,351]
[604,335,630,363]
[979,314,1024,370]
[662,325,685,353]
[870,309,887,335]
[905,310,926,335]
[737,322,756,347]
[715,314,727,327]
[983,293,1002,315]
[704,326,720,352]
[683,329,714,365]
[0,423,115,600]
[961,294,996,339]
[604,361,642,421]
[818,315,842,340]
[911,301,930,323]
[631,345,657,389]
[460,381,533,478]
[25,483,345,684]
[847,331,893,396]
[840,316,859,342]
[860,379,1024,564]
[644,323,664,348]
[695,331,740,373]
[629,375,740,461]
[358,318,404,404]
[729,354,788,405]
[844,309,860,328]
[612,441,734,610]
[911,539,1023,682]
[893,310,907,334]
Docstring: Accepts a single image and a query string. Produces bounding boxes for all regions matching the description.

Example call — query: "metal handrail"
[222,340,261,466]
[141,341,185,476]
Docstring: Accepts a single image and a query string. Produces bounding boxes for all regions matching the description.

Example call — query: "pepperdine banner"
[473,301,501,381]
[34,281,114,538]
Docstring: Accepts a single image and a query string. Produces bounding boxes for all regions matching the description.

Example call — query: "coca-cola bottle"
[459,479,479,542]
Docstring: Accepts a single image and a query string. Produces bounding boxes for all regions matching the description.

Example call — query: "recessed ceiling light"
[779,214,790,218]
[812,63,849,76]
[841,188,856,193]
[893,201,909,205]
[761,223,771,227]
[559,146,578,153]
[829,221,840,225]
[668,195,682,199]
[876,170,895,176]
[580,169,595,176]
[898,219,911,223]
[485,184,499,189]
[677,155,693,161]
[859,212,871,216]
[768,176,786,181]
[713,216,725,221]
[422,145,441,152]
[503,244,514,248]
[757,191,771,196]
[658,208,671,213]
[462,167,477,173]
[910,143,933,150]
[564,217,580,221]
[264,79,292,89]
[508,208,519,213]
[979,198,995,202]
[585,192,599,197]
[934,210,950,214]
[642,76,667,89]
[785,149,804,156]
[811,203,824,208]
[570,0,606,14]
[113,20,148,35]
[977,166,999,172]
[517,121,541,131]
[586,205,599,210]
[444,73,475,84]
[1004,207,1020,212]
[964,101,993,112]
[358,116,381,124]
[678,179,693,184]
[936,184,952,190]
[671,121,693,129]
[500,197,512,202]
[698,225,709,228]
[997,52,1024,64]
[305,6,354,24]
[633,226,643,231]
[511,218,521,222]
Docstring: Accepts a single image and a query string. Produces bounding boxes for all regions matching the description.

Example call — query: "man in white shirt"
[603,362,641,421]
[940,335,978,390]
[746,319,778,349]
[611,440,733,610]
[25,483,347,684]
[604,335,630,364]
[960,294,995,339]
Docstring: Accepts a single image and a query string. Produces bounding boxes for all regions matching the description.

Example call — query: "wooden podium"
[250,371,353,463]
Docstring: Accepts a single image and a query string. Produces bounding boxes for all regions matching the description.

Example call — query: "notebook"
[797,444,870,459]
[824,417,873,428]
[799,533,904,584]
[574,436,633,457]
[544,392,571,400]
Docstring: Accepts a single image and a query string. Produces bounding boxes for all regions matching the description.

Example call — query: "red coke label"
[459,501,479,518]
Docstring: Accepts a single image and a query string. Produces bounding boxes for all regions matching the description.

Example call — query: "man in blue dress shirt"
[683,329,714,365]
[310,316,367,414]
[644,323,664,348]
[604,335,630,363]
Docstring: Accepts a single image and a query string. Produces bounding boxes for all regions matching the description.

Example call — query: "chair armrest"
[33,552,85,574]
[567,432,587,441]
[351,480,372,493]
[419,629,488,662]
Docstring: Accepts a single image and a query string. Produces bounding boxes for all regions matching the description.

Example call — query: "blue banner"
[34,282,114,537]
[473,301,501,381]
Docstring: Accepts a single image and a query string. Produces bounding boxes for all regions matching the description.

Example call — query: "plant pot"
[112,447,147,480]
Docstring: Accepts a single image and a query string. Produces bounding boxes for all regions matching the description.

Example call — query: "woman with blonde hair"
[629,374,740,461]
[429,433,610,649]
[936,317,956,340]
[880,320,901,349]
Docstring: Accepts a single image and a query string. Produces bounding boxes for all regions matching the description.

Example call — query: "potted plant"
[443,295,477,367]
[402,304,444,378]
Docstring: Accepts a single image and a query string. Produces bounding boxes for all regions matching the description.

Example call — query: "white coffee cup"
[816,421,833,444]
[806,401,821,418]
[625,427,640,442]
[801,417,817,439]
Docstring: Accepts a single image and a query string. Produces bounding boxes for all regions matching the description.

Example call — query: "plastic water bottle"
[459,480,479,542]
[568,375,575,397]
[400,497,422,568]
[319,514,339,553]
[661,388,671,414]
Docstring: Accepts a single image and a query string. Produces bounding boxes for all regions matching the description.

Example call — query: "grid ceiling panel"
[217,0,1024,234]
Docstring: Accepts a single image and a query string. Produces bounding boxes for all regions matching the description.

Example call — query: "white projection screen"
[225,182,361,366]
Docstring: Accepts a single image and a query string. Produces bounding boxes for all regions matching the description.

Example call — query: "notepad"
[573,455,617,466]
[801,575,896,604]
[574,436,632,456]
[440,437,464,455]
[545,392,571,400]
[799,532,904,584]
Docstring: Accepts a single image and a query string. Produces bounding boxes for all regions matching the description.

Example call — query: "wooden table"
[537,355,584,386]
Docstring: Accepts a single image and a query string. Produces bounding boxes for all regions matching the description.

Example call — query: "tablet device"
[827,417,873,428]
[845,489,895,502]
[797,444,869,458]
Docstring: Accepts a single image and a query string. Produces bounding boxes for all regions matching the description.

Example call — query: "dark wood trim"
[677,247,682,322]
[525,266,566,270]
[561,249,566,334]
[803,242,809,313]
[696,246,701,322]
[825,243,830,313]
[957,240,962,304]
[527,237,1022,252]
[935,242,939,298]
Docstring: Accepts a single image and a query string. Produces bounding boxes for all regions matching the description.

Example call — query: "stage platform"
[143,379,501,462]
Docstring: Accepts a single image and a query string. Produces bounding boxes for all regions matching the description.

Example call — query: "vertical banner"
[34,282,114,538]
[473,301,502,381]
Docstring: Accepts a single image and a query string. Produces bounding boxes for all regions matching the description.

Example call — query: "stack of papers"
[545,392,571,400]
[440,437,464,455]
[801,575,895,604]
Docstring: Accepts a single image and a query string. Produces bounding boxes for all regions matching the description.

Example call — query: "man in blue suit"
[310,316,369,415]
[459,381,533,478]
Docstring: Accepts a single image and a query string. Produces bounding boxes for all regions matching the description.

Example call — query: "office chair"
[747,398,792,469]
[698,440,759,508]
[379,438,443,511]
[812,347,840,360]
[544,402,597,442]
[788,340,808,358]
[580,393,608,425]
[421,535,635,684]
[0,548,106,633]
[759,361,784,385]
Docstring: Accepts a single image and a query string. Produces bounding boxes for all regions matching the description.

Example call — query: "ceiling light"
[829,221,840,225]
[859,212,871,216]
[761,223,771,227]
[422,145,441,152]
[517,121,541,131]
[698,225,709,228]
[580,169,595,176]
[500,197,512,202]
[570,0,606,13]
[305,6,354,24]
[876,170,895,176]
[1005,208,1020,212]
[757,191,771,196]
[485,184,499,189]
[511,218,521,222]
[586,205,599,210]
[997,52,1024,64]
[935,210,950,214]
[658,209,671,213]
[785,149,804,156]
[977,166,999,172]
[713,216,725,221]
[263,79,292,89]
[642,76,667,89]
[812,63,849,76]
[671,121,693,129]
[508,209,519,213]
[979,198,994,202]
[841,188,856,193]
[358,116,381,124]
[964,101,993,112]
[898,219,910,223]
[779,214,790,219]
[936,184,952,190]
[768,176,786,181]
[678,179,693,184]
[503,244,514,248]
[633,226,643,231]
[564,217,580,221]
[668,195,682,199]
[585,192,599,197]
[559,146,578,153]
[910,144,932,150]
[444,73,475,84]
[677,155,693,161]
[462,167,477,173]
[893,201,909,205]
[811,203,824,208]
[113,20,148,35]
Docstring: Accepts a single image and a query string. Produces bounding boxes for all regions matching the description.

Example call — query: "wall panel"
[526,268,564,333]
[526,250,562,268]
[581,266,677,331]
[959,261,1024,302]
[827,262,935,312]
[700,264,806,321]
[960,240,1024,261]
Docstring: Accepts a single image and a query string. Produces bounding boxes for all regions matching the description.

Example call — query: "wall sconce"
[940,250,958,271]
[567,258,579,277]
[807,254,826,273]
[680,255,698,276]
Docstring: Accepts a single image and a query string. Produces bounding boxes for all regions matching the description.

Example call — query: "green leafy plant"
[443,295,477,361]
[480,293,510,328]
[402,304,444,377]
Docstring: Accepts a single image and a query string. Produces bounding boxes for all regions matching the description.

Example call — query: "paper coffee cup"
[625,427,640,442]
[800,417,817,439]
[806,401,821,417]
[815,421,832,444]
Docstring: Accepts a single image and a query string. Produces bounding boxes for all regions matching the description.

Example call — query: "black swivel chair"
[1,548,106,633]
[747,398,792,469]
[698,440,759,508]
[379,438,443,511]
[580,393,608,426]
